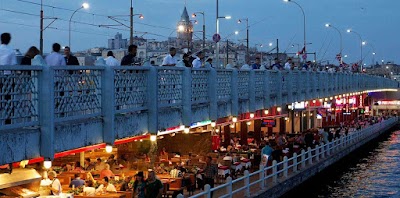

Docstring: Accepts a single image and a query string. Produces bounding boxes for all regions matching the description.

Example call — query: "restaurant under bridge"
[0,65,398,165]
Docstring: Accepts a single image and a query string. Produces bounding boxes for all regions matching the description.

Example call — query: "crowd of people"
[43,157,164,198]
[0,32,361,73]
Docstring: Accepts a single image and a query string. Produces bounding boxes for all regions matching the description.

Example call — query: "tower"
[177,6,193,50]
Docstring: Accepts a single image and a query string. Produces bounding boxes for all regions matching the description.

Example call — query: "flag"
[298,46,307,60]
[298,46,305,55]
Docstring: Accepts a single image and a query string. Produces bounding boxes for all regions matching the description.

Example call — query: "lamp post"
[216,0,232,68]
[284,0,306,62]
[347,29,364,71]
[40,0,43,55]
[69,3,89,48]
[238,18,249,64]
[192,11,205,50]
[325,23,343,64]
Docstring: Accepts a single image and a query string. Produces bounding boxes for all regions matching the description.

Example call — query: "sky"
[0,0,399,65]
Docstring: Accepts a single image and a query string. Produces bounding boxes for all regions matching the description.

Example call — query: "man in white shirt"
[284,58,292,70]
[105,51,119,66]
[192,51,204,68]
[45,43,66,66]
[48,171,62,196]
[96,177,117,193]
[0,33,17,66]
[162,47,177,66]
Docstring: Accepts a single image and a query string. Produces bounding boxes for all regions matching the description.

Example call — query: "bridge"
[0,65,398,165]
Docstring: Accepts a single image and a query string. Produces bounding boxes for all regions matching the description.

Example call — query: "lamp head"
[192,13,196,18]
[234,31,239,35]
[269,42,273,47]
[237,19,242,24]
[225,16,232,19]
[325,23,330,28]
[139,14,144,19]
[283,0,290,2]
[346,29,351,33]
[82,3,89,9]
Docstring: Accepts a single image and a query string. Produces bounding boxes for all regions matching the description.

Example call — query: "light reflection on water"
[283,130,400,198]
[328,131,400,198]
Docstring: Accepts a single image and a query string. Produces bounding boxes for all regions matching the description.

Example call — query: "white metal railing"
[182,117,398,198]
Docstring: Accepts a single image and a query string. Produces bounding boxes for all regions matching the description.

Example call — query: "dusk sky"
[0,0,398,64]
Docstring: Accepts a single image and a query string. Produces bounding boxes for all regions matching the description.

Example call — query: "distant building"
[176,7,193,50]
[108,32,128,50]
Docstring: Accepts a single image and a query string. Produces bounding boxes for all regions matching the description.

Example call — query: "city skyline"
[0,0,399,64]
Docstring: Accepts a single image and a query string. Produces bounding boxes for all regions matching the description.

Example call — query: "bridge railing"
[186,117,398,198]
[0,65,398,164]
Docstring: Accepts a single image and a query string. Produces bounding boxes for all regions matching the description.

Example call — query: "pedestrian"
[145,171,163,198]
[64,46,80,65]
[203,156,217,197]
[105,51,119,66]
[182,53,192,67]
[0,32,17,66]
[192,51,204,68]
[252,57,261,69]
[21,46,40,65]
[45,43,66,66]
[271,58,282,70]
[205,58,213,68]
[162,47,177,66]
[284,58,292,70]
[121,45,138,66]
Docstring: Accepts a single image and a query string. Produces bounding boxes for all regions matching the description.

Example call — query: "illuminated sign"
[261,119,276,127]
[290,101,306,110]
[377,101,400,105]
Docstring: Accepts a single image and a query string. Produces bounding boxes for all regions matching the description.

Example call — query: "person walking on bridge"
[0,33,17,66]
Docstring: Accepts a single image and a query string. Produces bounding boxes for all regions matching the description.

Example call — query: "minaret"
[177,6,193,49]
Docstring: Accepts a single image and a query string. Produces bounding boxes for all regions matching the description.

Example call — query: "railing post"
[249,70,256,112]
[181,67,192,127]
[231,69,239,117]
[272,160,278,183]
[259,165,265,190]
[147,67,158,136]
[226,176,233,198]
[315,145,320,161]
[209,68,218,121]
[244,170,250,197]
[283,156,288,178]
[102,66,116,147]
[327,141,331,156]
[204,184,211,198]
[293,153,298,172]
[308,147,312,165]
[39,66,55,160]
[321,143,325,159]
[301,149,306,169]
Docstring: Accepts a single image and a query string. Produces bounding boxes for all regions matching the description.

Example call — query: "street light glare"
[346,29,351,33]
[82,3,89,9]
[178,25,184,32]
[325,23,330,27]
[283,0,289,2]
[269,42,273,47]
[225,16,232,19]
[234,31,239,35]
[362,41,367,45]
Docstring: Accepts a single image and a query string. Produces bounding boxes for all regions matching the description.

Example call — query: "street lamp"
[284,0,306,62]
[192,11,206,50]
[69,3,89,48]
[325,23,343,64]
[347,29,363,71]
[216,0,232,68]
[237,18,249,64]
